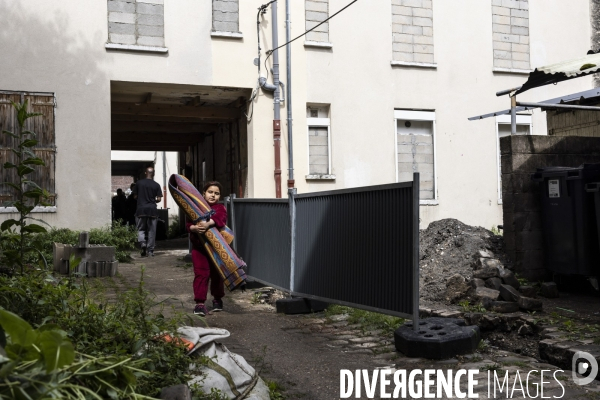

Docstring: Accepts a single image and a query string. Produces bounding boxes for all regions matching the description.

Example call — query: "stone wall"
[492,0,529,71]
[212,0,239,33]
[391,0,434,64]
[500,135,600,280]
[305,0,329,43]
[111,176,134,194]
[107,0,165,47]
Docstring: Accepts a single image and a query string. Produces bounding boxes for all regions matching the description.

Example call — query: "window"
[492,0,530,72]
[0,91,56,212]
[212,0,242,38]
[395,110,436,201]
[305,0,330,46]
[391,0,435,67]
[496,114,532,202]
[306,105,333,179]
[106,0,166,51]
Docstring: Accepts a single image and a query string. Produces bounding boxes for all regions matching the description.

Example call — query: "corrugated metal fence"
[227,174,419,320]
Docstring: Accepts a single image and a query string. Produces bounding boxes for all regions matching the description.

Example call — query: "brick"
[108,12,136,23]
[306,31,328,42]
[494,40,511,51]
[511,26,529,35]
[493,23,511,34]
[520,35,529,44]
[511,8,528,18]
[393,42,413,52]
[494,58,512,69]
[214,10,239,22]
[414,43,433,54]
[422,26,433,36]
[412,17,432,27]
[108,1,135,13]
[138,24,164,36]
[512,51,529,62]
[392,24,404,33]
[512,60,530,70]
[414,52,434,63]
[109,33,136,45]
[305,1,327,12]
[413,35,433,45]
[213,21,238,32]
[517,0,528,10]
[493,32,520,43]
[492,14,510,24]
[494,49,511,59]
[137,14,163,25]
[392,14,412,25]
[306,21,328,32]
[392,5,412,16]
[511,17,529,27]
[502,0,519,8]
[492,6,510,16]
[136,3,163,15]
[393,33,413,43]
[512,43,529,53]
[402,0,422,6]
[393,51,414,62]
[213,0,238,12]
[137,35,165,47]
[403,25,423,35]
[412,7,432,18]
[108,22,135,34]
[306,10,328,22]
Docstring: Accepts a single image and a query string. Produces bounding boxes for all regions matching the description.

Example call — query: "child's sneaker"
[212,299,223,312]
[193,303,208,316]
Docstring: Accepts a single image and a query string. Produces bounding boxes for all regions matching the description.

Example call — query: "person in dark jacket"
[112,189,127,224]
[133,167,162,257]
[185,181,226,317]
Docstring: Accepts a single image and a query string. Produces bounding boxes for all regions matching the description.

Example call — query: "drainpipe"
[271,1,282,198]
[285,0,296,292]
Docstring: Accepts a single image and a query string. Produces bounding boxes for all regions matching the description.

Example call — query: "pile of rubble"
[419,218,558,313]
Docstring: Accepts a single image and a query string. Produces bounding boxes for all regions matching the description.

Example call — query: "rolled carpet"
[168,174,247,291]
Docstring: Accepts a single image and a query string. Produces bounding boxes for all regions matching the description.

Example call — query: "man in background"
[133,167,162,257]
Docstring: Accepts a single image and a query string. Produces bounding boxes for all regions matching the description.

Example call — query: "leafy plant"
[168,219,181,239]
[1,100,50,273]
[251,292,262,304]
[459,300,486,313]
[265,379,286,400]
[323,305,404,336]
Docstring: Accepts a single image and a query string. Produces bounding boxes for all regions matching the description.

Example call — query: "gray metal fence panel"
[293,182,415,317]
[231,199,291,291]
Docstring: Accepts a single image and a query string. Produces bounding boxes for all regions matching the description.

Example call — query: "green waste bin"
[531,164,600,277]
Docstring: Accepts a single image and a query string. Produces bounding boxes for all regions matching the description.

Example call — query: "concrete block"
[518,296,542,311]
[492,6,510,16]
[137,14,163,25]
[213,21,239,32]
[512,60,530,70]
[392,5,413,16]
[402,0,423,7]
[511,26,529,36]
[137,36,165,46]
[422,0,432,8]
[79,232,89,248]
[108,1,135,13]
[412,7,432,18]
[502,0,519,8]
[494,58,512,69]
[493,32,520,43]
[138,25,164,36]
[493,23,511,34]
[393,51,415,62]
[492,0,503,5]
[305,1,327,12]
[137,0,163,4]
[306,31,328,42]
[512,43,529,53]
[214,10,238,22]
[402,24,423,35]
[108,22,136,34]
[413,44,433,54]
[517,0,528,10]
[306,21,328,32]
[512,51,530,62]
[392,23,405,33]
[412,17,432,27]
[519,35,529,44]
[494,49,511,59]
[413,35,433,45]
[136,3,163,15]
[511,8,528,18]
[475,286,500,301]
[392,42,413,53]
[393,33,414,43]
[492,14,510,25]
[392,14,412,25]
[511,16,529,27]
[213,0,238,12]
[108,12,136,24]
[499,284,521,302]
[306,10,327,22]
[422,26,433,36]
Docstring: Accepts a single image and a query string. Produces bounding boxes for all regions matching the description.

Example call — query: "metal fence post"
[289,187,297,292]
[413,172,420,332]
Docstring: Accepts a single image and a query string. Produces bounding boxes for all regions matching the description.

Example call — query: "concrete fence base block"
[394,317,480,359]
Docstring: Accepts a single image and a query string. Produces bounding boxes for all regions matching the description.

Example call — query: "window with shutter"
[0,91,56,210]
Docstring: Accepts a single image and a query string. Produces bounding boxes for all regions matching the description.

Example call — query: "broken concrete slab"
[498,268,520,289]
[474,286,500,301]
[540,282,559,298]
[518,296,543,311]
[519,285,537,297]
[499,284,521,302]
[473,266,500,279]
[485,277,502,291]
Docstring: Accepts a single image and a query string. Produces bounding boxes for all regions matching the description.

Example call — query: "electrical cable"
[266,0,359,55]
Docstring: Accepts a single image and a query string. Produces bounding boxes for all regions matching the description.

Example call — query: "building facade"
[0,0,593,230]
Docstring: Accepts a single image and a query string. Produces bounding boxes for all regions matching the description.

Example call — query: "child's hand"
[197,220,210,234]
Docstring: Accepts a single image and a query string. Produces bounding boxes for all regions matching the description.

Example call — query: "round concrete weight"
[394,317,480,360]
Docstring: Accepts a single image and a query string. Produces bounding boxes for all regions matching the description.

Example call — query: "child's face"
[203,186,221,205]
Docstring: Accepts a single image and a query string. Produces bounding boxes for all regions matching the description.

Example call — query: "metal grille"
[231,199,291,290]
[293,183,415,317]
